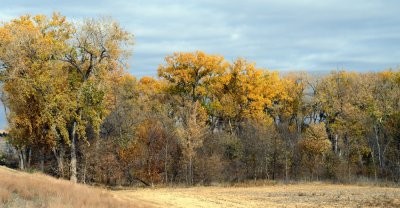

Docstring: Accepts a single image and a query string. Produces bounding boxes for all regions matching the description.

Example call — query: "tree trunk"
[53,143,65,178]
[334,134,338,154]
[285,154,289,182]
[346,137,351,181]
[374,125,382,168]
[70,121,78,183]
[185,164,189,186]
[83,156,87,184]
[228,119,234,135]
[147,155,154,187]
[133,177,151,186]
[189,156,193,186]
[165,142,168,184]
[265,156,270,180]
[371,150,378,182]
[56,154,64,177]
[296,117,302,140]
[27,148,31,169]
[18,149,25,170]
[40,148,45,172]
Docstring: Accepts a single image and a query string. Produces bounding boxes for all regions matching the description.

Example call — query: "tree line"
[0,14,399,186]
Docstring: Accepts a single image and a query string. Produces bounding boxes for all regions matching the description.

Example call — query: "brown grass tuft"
[0,188,11,204]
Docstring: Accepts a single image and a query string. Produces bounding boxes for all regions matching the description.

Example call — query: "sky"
[0,0,400,129]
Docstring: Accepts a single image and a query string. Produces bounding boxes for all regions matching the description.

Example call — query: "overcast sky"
[1,0,400,129]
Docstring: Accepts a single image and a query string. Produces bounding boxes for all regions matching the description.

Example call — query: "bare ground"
[113,183,400,208]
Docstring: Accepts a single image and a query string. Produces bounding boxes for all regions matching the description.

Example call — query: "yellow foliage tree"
[299,123,331,179]
[209,58,282,133]
[0,14,73,170]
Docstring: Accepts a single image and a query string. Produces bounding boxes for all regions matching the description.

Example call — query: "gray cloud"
[2,0,399,77]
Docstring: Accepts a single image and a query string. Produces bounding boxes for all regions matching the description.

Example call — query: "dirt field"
[114,184,400,208]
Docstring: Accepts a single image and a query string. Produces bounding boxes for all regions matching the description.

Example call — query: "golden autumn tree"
[208,58,282,134]
[316,71,356,153]
[134,119,169,186]
[0,14,133,182]
[176,101,208,185]
[158,51,224,185]
[368,72,400,168]
[0,14,73,170]
[158,51,228,104]
[113,75,175,186]
[299,123,331,179]
[62,17,133,182]
[354,71,400,179]
[316,71,373,179]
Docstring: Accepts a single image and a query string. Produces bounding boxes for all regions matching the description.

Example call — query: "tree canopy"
[1,14,400,185]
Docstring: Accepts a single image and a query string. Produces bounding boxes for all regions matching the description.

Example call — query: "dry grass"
[114,183,400,208]
[0,166,148,208]
[1,166,399,208]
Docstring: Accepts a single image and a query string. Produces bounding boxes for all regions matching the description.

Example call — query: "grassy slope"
[1,166,400,208]
[0,166,147,208]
